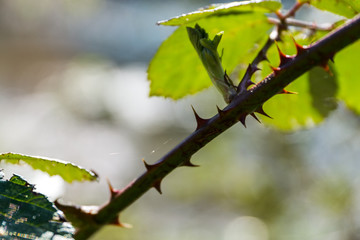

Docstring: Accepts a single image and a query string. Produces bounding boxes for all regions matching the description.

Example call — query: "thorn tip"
[275,42,293,66]
[250,113,261,124]
[110,217,132,228]
[291,37,307,55]
[107,178,121,199]
[270,65,282,76]
[216,105,226,118]
[191,105,209,130]
[182,158,199,167]
[255,105,272,119]
[153,180,163,194]
[279,89,297,94]
[238,113,248,127]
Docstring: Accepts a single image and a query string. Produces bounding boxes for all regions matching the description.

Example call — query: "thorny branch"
[57,4,360,240]
[237,0,335,95]
[237,1,307,93]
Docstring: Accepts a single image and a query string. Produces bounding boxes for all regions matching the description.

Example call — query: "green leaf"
[260,74,322,131]
[261,67,337,130]
[300,0,360,18]
[0,173,74,239]
[259,32,338,130]
[148,13,272,99]
[157,0,282,26]
[336,41,360,113]
[0,153,98,183]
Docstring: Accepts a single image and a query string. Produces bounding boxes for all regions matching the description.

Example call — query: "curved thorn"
[216,105,226,118]
[238,64,258,92]
[291,36,307,55]
[255,105,272,119]
[246,81,255,88]
[238,113,248,127]
[191,105,209,130]
[279,89,297,94]
[245,64,259,87]
[107,178,121,199]
[142,159,162,172]
[110,217,132,228]
[250,113,261,124]
[54,199,69,211]
[320,61,332,75]
[275,42,294,66]
[270,65,282,76]
[181,158,199,167]
[142,158,152,171]
[153,179,163,194]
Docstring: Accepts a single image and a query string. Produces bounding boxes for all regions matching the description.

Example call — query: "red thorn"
[238,113,248,127]
[141,159,154,171]
[255,105,272,119]
[320,61,333,76]
[291,37,307,55]
[142,158,151,170]
[153,179,163,194]
[270,65,282,76]
[216,105,226,118]
[110,217,132,228]
[279,89,297,94]
[250,113,261,124]
[320,62,329,71]
[181,158,199,167]
[107,179,121,199]
[191,105,209,130]
[275,42,293,66]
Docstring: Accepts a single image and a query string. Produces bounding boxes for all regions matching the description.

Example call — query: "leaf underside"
[0,174,74,239]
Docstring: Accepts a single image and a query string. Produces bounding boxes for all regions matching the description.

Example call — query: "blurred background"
[1,0,360,239]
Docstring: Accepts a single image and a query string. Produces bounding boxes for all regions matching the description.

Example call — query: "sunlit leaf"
[157,0,282,26]
[0,173,74,239]
[148,14,272,99]
[0,153,98,183]
[299,0,360,18]
[336,41,360,113]
[261,73,325,130]
[259,31,338,130]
